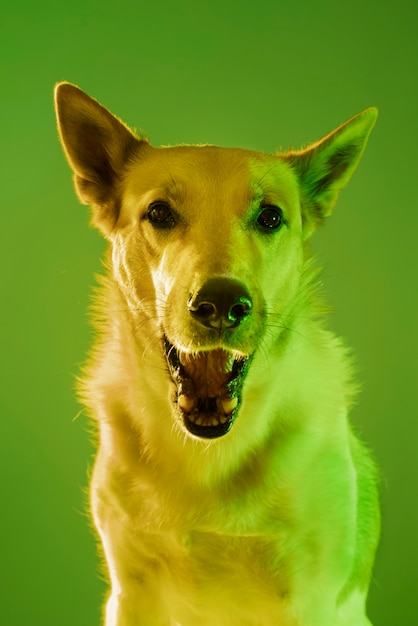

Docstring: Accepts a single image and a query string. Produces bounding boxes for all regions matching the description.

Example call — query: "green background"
[1,0,416,624]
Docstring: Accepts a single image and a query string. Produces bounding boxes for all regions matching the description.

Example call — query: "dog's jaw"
[163,337,252,439]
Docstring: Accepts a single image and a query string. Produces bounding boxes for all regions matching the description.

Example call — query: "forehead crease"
[127,147,295,207]
[249,157,284,189]
[248,156,299,206]
[156,148,254,197]
[167,148,251,176]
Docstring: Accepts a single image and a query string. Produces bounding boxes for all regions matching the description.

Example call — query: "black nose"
[188,278,252,330]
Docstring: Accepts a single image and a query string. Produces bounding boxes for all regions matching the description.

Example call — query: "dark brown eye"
[146,201,176,229]
[257,206,283,232]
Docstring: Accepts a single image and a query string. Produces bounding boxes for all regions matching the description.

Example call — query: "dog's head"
[54,83,377,440]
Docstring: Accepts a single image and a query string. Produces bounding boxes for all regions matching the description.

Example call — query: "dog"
[54,82,380,626]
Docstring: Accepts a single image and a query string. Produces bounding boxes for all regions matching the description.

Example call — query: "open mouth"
[163,337,251,439]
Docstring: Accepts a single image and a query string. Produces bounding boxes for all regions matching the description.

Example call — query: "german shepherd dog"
[54,83,380,626]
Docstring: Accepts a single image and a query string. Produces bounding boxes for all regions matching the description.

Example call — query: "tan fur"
[55,82,380,626]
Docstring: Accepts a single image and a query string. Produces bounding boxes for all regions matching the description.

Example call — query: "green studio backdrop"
[1,1,416,625]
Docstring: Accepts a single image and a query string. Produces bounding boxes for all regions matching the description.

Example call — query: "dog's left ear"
[54,82,145,235]
[287,108,377,238]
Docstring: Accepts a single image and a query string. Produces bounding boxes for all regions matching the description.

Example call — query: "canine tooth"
[219,415,228,424]
[221,397,238,414]
[211,417,220,426]
[178,394,195,412]
[195,417,203,425]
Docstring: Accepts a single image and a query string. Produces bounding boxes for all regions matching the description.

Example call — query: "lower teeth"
[220,397,238,413]
[178,394,195,412]
[178,396,236,427]
[178,395,237,417]
[191,415,228,427]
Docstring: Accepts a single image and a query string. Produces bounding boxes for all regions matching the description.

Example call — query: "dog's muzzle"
[164,278,253,439]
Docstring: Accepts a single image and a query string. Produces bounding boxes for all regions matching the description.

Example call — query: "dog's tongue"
[179,349,235,398]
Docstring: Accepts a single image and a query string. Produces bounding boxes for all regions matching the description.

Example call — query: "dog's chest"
[165,529,292,625]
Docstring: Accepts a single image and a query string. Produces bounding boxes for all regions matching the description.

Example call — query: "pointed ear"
[54,82,146,235]
[286,107,378,238]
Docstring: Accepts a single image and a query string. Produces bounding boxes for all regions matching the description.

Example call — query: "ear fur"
[54,82,145,234]
[286,107,378,238]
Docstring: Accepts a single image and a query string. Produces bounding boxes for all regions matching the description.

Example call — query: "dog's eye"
[257,206,283,232]
[146,202,176,229]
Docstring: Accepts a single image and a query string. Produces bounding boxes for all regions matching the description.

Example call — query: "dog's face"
[55,83,377,440]
[114,144,305,437]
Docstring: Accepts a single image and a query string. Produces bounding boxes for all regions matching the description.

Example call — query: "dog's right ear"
[54,82,145,235]
[286,107,378,239]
